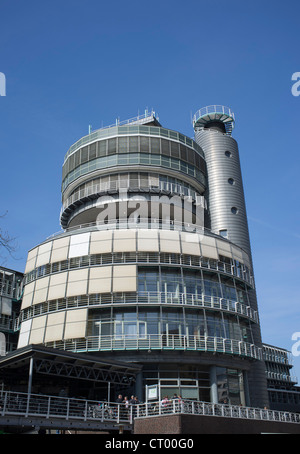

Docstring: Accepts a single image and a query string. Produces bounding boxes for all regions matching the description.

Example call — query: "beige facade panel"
[200,236,218,260]
[64,308,87,339]
[29,315,47,344]
[137,230,159,252]
[32,276,50,305]
[45,312,66,343]
[17,319,32,349]
[69,232,90,258]
[21,281,35,309]
[1,297,11,316]
[66,269,89,297]
[90,230,113,254]
[35,242,52,268]
[24,247,38,274]
[113,230,136,252]
[159,230,181,253]
[88,266,112,293]
[216,239,232,259]
[242,250,251,268]
[231,246,244,263]
[47,272,68,300]
[113,265,137,292]
[50,236,70,263]
[180,232,201,255]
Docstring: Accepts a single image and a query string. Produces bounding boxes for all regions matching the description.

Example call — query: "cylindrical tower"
[17,109,269,407]
[193,106,252,258]
[193,105,269,407]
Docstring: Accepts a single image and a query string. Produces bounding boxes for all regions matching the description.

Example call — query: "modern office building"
[0,266,23,354]
[16,106,270,408]
[263,343,300,412]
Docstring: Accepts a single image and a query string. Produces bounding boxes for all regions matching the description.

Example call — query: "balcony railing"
[61,179,201,212]
[136,398,300,424]
[47,334,262,360]
[266,370,298,384]
[1,391,300,428]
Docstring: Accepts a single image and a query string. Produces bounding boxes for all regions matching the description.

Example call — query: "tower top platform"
[192,105,235,136]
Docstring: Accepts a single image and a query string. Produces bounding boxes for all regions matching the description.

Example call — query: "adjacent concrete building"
[0,266,23,354]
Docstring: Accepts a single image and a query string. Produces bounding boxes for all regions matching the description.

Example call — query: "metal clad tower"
[193,106,252,258]
[193,105,269,407]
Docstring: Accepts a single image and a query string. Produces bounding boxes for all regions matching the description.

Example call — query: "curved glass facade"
[18,110,269,408]
[62,150,206,192]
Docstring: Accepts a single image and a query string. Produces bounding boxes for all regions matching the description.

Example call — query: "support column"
[210,365,218,404]
[135,372,143,401]
[243,370,251,407]
[28,357,34,396]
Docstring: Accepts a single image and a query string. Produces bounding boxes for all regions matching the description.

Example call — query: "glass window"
[187,148,195,165]
[124,322,137,338]
[222,283,237,301]
[203,279,221,298]
[108,138,116,155]
[170,158,180,170]
[140,136,149,153]
[161,270,182,295]
[140,154,150,164]
[170,141,179,158]
[75,150,80,167]
[81,146,88,163]
[140,173,149,188]
[107,155,117,166]
[89,142,97,160]
[150,137,160,154]
[118,136,128,153]
[129,136,138,153]
[150,155,160,165]
[161,156,170,168]
[98,140,107,157]
[138,270,159,293]
[180,144,187,161]
[219,229,228,238]
[161,139,170,156]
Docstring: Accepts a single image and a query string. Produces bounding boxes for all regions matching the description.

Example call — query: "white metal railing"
[0,391,132,425]
[63,112,204,165]
[47,334,262,361]
[96,109,158,131]
[47,218,211,239]
[192,105,235,124]
[2,391,300,427]
[61,180,200,212]
[136,398,300,425]
[18,292,258,329]
[136,292,257,321]
[266,371,298,384]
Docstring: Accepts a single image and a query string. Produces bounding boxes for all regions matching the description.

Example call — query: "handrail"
[46,217,242,245]
[47,334,262,361]
[0,390,132,425]
[61,180,201,212]
[136,398,300,425]
[193,105,235,123]
[18,292,258,329]
[1,391,300,427]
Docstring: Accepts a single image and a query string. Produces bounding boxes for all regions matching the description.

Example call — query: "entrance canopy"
[0,344,141,392]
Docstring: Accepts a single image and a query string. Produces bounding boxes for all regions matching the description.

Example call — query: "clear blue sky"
[1,0,300,378]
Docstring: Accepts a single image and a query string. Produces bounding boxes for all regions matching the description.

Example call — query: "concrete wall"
[134,414,300,434]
